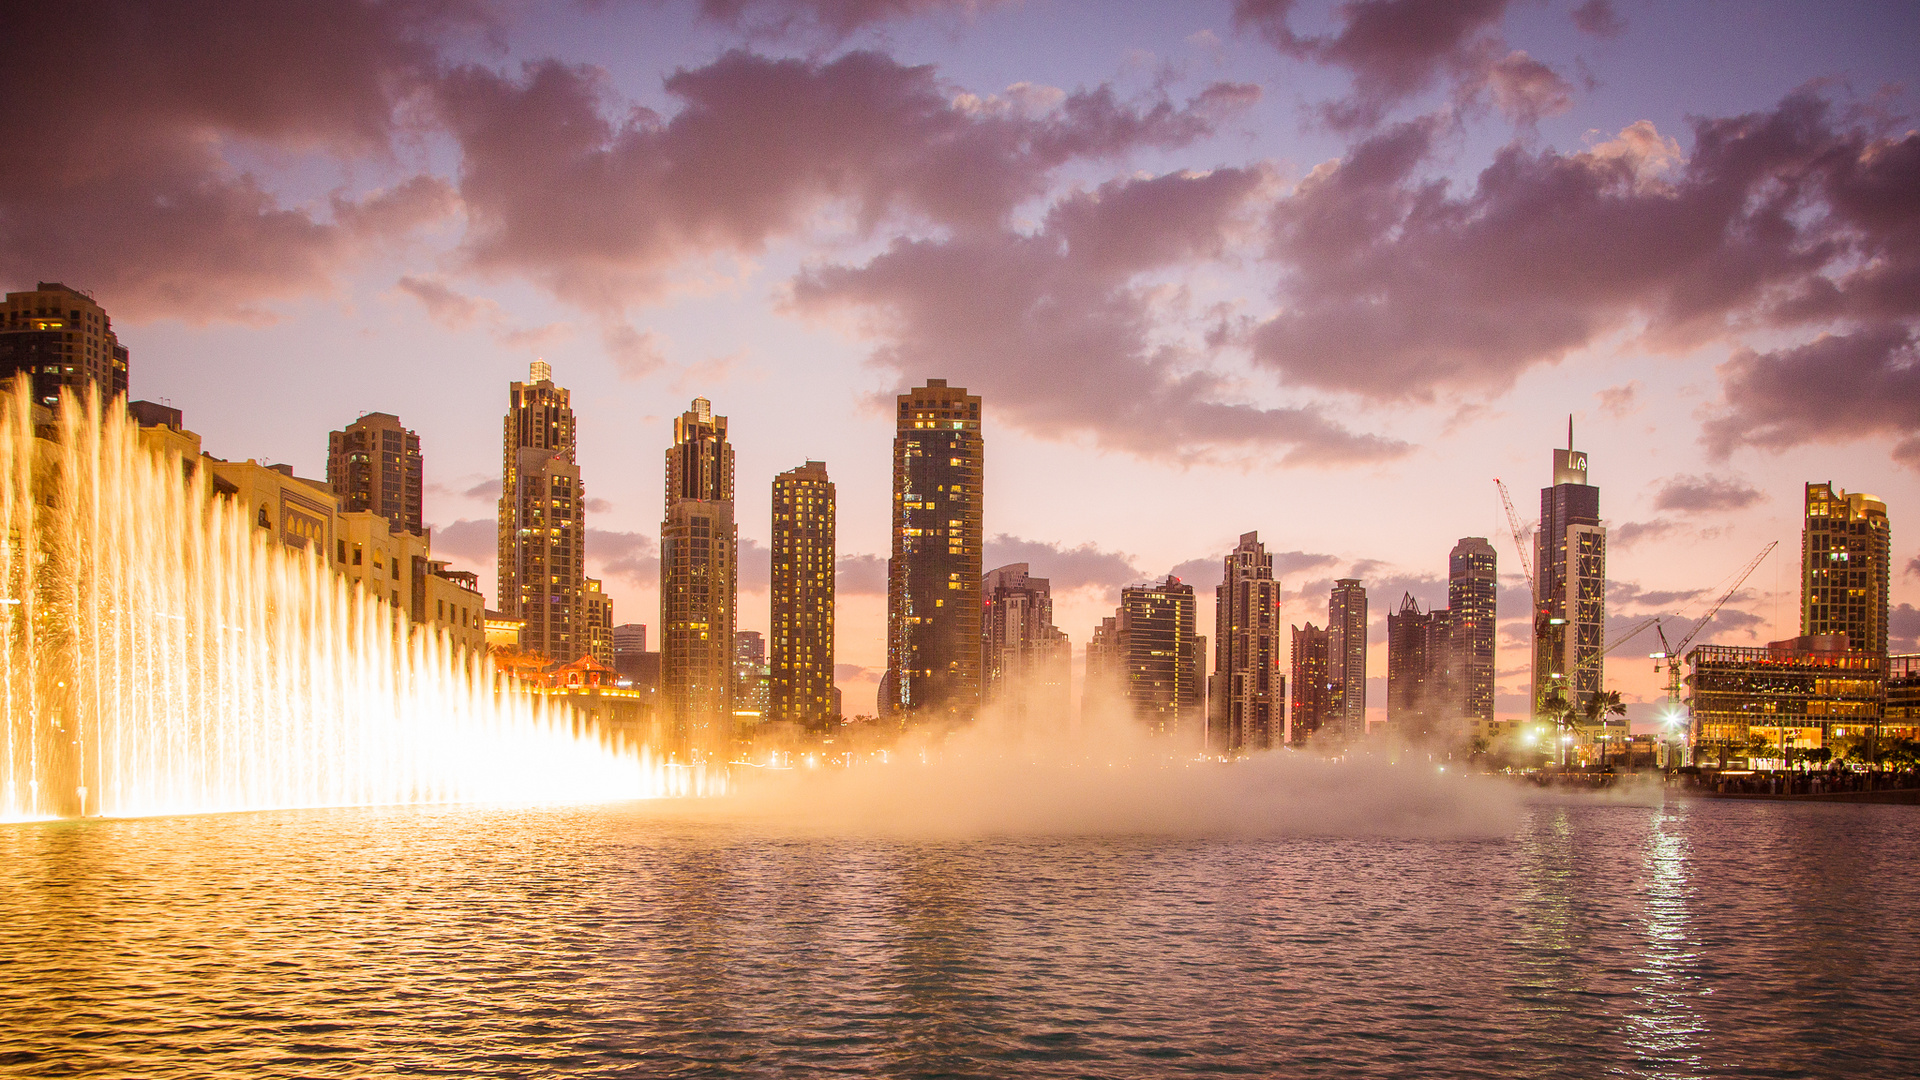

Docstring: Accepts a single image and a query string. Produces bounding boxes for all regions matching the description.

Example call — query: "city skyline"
[3,1,1916,728]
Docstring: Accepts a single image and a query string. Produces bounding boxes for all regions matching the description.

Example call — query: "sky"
[4,0,1917,728]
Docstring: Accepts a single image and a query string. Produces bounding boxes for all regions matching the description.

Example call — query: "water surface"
[3,798,1915,1077]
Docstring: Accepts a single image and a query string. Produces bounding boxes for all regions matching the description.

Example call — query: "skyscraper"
[981,563,1071,730]
[1801,482,1890,654]
[881,379,983,723]
[327,412,423,536]
[1532,425,1605,716]
[612,623,648,684]
[1449,537,1499,739]
[771,461,836,729]
[661,398,737,743]
[1328,579,1368,741]
[0,282,128,407]
[1386,595,1457,744]
[1211,532,1282,753]
[1290,622,1330,745]
[497,360,594,662]
[1118,576,1202,738]
[1084,614,1123,722]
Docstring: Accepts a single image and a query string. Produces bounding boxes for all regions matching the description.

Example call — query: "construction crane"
[1651,540,1781,707]
[1493,479,1534,594]
[1604,615,1665,657]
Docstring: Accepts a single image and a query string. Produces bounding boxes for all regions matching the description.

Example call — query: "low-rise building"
[1687,634,1885,762]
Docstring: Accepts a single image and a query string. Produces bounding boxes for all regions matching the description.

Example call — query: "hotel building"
[1532,431,1605,717]
[1801,483,1890,654]
[0,282,128,407]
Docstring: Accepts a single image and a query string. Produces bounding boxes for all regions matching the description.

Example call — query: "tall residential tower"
[1211,532,1282,753]
[1328,579,1368,741]
[770,461,836,728]
[497,361,596,662]
[981,563,1071,731]
[881,379,983,723]
[0,282,128,407]
[662,398,737,743]
[1449,536,1499,741]
[1801,483,1890,654]
[327,412,423,536]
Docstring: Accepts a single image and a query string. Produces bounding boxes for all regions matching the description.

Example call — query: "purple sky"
[5,0,1917,725]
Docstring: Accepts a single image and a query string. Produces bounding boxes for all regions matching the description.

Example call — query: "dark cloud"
[1570,0,1626,39]
[1893,603,1920,652]
[430,517,497,565]
[461,477,503,500]
[984,535,1143,592]
[1597,380,1640,418]
[836,553,888,595]
[438,49,1242,312]
[1907,554,1920,578]
[0,0,476,321]
[694,0,1011,41]
[1231,0,1552,129]
[835,662,877,682]
[740,537,772,592]
[1704,329,1920,467]
[587,529,659,587]
[796,169,1408,464]
[1652,474,1765,513]
[1252,93,1920,469]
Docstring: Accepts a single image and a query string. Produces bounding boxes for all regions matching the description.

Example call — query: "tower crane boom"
[1654,540,1780,706]
[1493,479,1535,594]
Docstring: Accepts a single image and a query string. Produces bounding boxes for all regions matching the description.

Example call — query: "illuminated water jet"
[1,386,717,821]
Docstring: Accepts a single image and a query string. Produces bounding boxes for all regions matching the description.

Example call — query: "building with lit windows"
[1801,482,1890,655]
[981,563,1071,731]
[1885,654,1920,740]
[733,630,769,723]
[1533,429,1605,717]
[881,379,983,724]
[1,282,128,407]
[1289,622,1330,745]
[1328,579,1368,741]
[661,397,737,744]
[771,461,836,728]
[1686,635,1884,762]
[1116,576,1203,739]
[1449,536,1499,740]
[1387,593,1457,744]
[1211,532,1282,753]
[497,361,595,663]
[327,412,423,537]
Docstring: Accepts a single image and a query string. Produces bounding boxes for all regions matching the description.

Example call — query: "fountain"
[1,385,710,821]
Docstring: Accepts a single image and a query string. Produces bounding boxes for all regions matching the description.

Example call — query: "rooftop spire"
[1568,414,1574,450]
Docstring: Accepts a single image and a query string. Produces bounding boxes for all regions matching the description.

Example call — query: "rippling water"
[3,796,1917,1078]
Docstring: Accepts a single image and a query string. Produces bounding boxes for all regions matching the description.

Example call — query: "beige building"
[982,563,1070,731]
[770,461,836,728]
[327,412,423,537]
[1802,482,1890,654]
[1,282,129,407]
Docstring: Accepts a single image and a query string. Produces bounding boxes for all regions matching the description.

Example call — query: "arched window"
[257,506,270,529]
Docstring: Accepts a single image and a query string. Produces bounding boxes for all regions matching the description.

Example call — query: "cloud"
[1607,579,1704,611]
[1251,93,1920,455]
[436,49,1243,315]
[587,528,659,586]
[984,535,1143,591]
[836,553,888,595]
[1570,0,1626,38]
[693,0,1013,41]
[1893,603,1920,652]
[1704,328,1920,467]
[1612,520,1679,550]
[1170,557,1224,593]
[1597,380,1641,418]
[1231,0,1553,130]
[796,168,1408,464]
[0,0,479,321]
[429,518,497,565]
[397,275,571,349]
[835,662,877,683]
[461,477,503,500]
[1652,474,1764,513]
[740,537,773,592]
[1908,555,1920,578]
[1273,550,1341,577]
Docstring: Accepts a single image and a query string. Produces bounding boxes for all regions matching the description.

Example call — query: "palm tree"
[1538,688,1579,766]
[1584,690,1628,768]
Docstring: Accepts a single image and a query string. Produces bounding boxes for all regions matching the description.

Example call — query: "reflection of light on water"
[1624,806,1707,1076]
[1,387,720,821]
